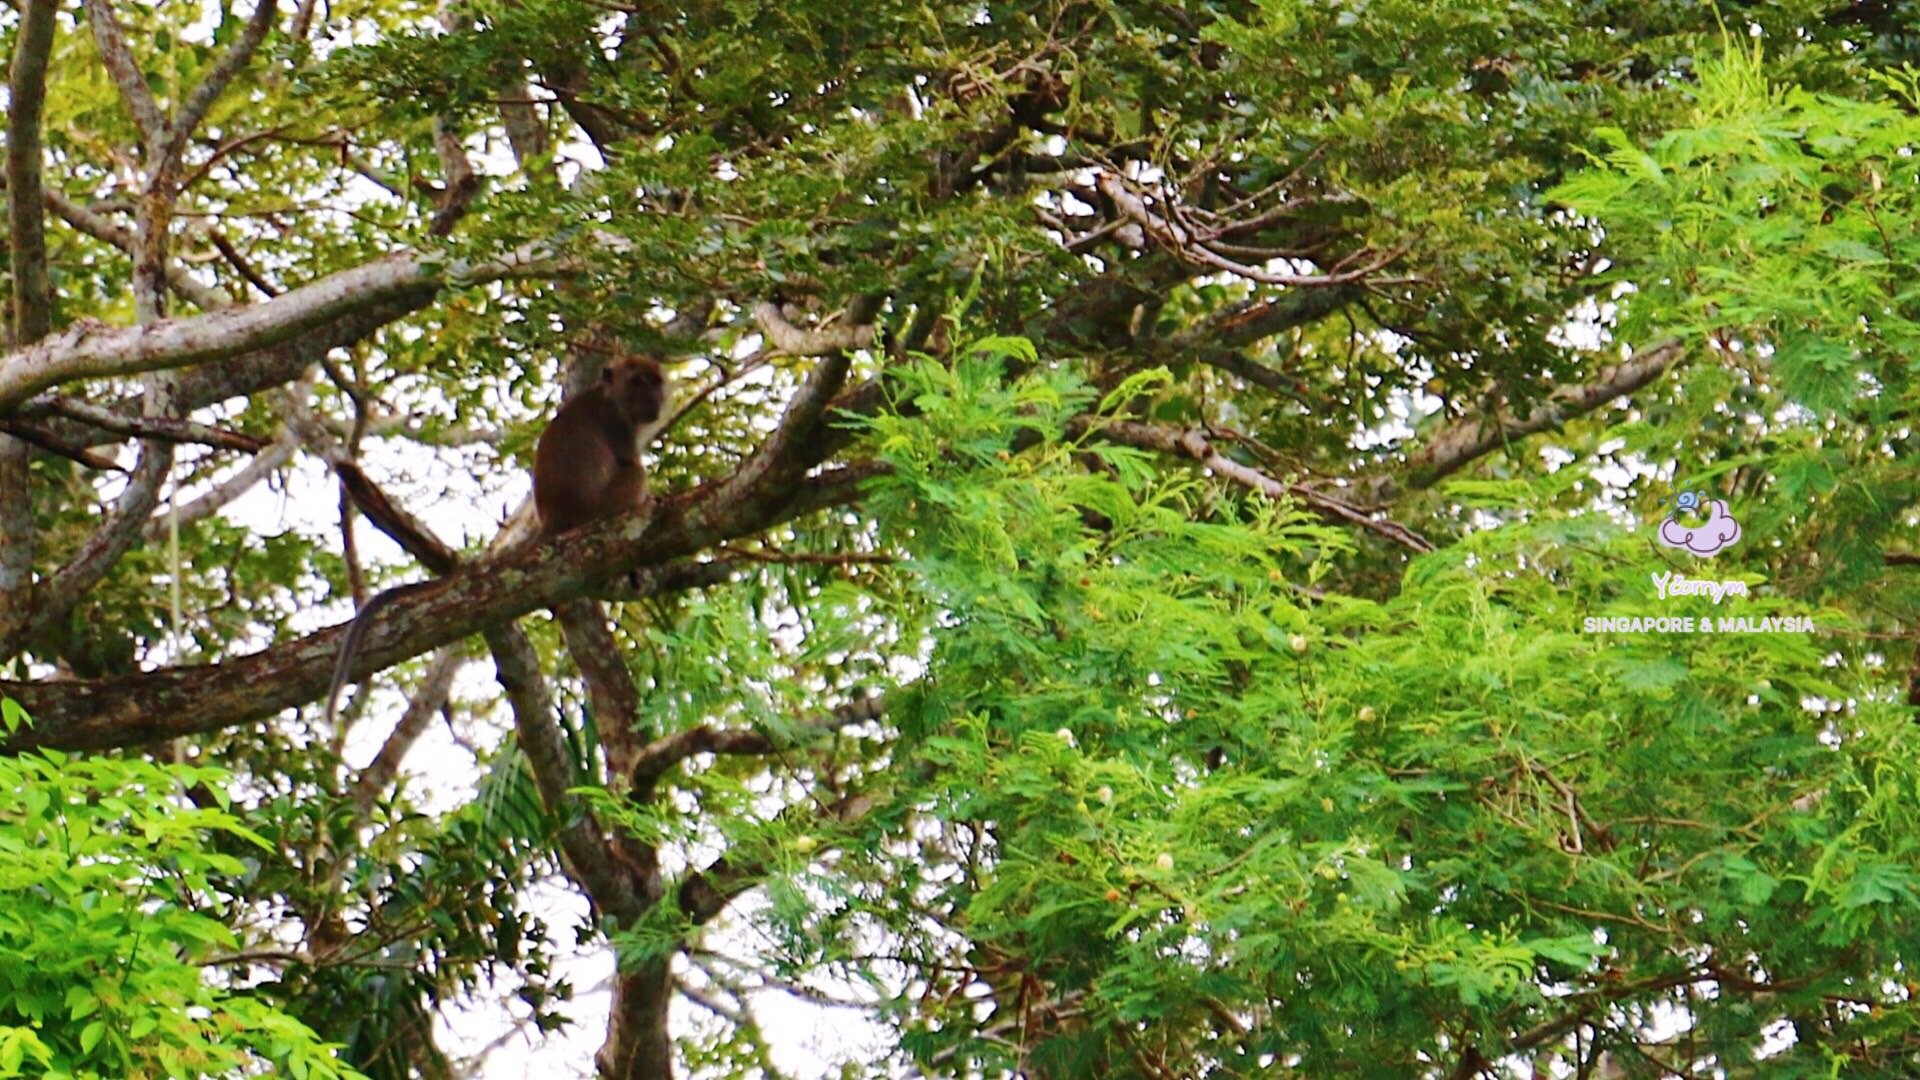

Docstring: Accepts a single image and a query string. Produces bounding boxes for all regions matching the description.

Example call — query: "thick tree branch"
[17,291,422,455]
[0,437,30,648]
[554,598,664,892]
[556,601,645,778]
[0,248,563,409]
[2,0,61,652]
[173,291,438,418]
[597,956,675,1080]
[484,619,645,924]
[750,299,879,357]
[0,466,882,752]
[1358,338,1688,505]
[334,462,463,577]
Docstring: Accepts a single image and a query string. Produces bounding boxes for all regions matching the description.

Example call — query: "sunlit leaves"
[0,736,362,1079]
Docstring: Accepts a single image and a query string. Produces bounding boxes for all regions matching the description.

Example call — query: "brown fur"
[533,356,669,536]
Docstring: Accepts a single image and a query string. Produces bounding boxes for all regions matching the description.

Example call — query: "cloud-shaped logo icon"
[1657,498,1741,557]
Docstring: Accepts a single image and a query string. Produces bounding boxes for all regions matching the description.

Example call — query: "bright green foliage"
[1555,42,1920,418]
[1550,44,1920,597]
[0,705,363,1080]
[757,346,1917,1075]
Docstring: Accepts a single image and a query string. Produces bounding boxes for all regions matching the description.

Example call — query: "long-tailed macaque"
[323,356,671,725]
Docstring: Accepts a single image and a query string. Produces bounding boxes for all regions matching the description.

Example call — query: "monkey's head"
[601,356,669,427]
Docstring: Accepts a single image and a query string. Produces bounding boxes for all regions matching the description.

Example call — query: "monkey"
[532,354,670,536]
[322,355,671,727]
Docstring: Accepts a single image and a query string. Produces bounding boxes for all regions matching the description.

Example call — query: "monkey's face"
[602,357,668,426]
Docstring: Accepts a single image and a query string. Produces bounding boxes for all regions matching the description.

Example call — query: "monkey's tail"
[323,585,412,727]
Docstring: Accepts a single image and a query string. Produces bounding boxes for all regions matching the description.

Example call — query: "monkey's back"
[533,392,621,535]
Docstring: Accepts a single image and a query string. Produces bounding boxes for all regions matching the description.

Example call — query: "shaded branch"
[428,119,482,237]
[1169,286,1355,355]
[1075,417,1435,554]
[24,396,266,452]
[483,619,644,924]
[8,0,60,343]
[291,0,323,41]
[0,419,125,471]
[276,381,462,574]
[677,855,757,926]
[205,227,278,299]
[342,459,464,575]
[497,82,548,165]
[162,0,279,172]
[631,695,886,799]
[1358,338,1688,505]
[1098,172,1408,288]
[0,438,32,649]
[592,558,740,603]
[82,0,167,153]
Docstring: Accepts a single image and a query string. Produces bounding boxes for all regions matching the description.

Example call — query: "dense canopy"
[5,0,1920,1077]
